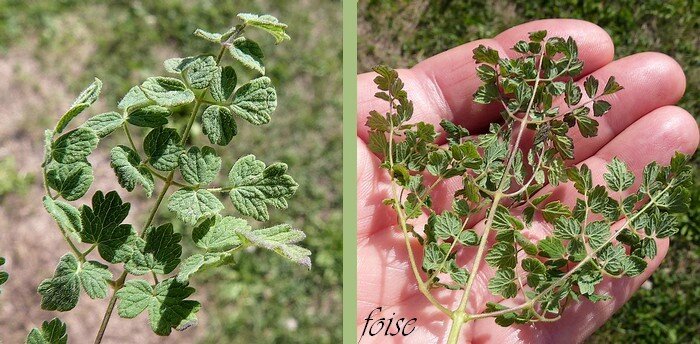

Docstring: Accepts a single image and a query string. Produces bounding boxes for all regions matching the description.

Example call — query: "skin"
[356,19,699,343]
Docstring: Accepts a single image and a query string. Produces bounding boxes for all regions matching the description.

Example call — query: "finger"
[358,19,615,142]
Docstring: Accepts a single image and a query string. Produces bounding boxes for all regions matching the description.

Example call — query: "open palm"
[356,19,698,343]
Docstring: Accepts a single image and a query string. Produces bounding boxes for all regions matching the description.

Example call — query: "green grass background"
[359,0,699,343]
[0,0,341,343]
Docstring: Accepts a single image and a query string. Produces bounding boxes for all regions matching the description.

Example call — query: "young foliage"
[368,31,692,344]
[33,13,308,343]
[0,256,7,295]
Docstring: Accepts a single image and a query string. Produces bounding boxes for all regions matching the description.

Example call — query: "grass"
[359,0,699,342]
[1,0,341,342]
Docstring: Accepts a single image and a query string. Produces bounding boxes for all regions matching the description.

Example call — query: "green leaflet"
[230,77,277,125]
[604,157,635,192]
[201,105,237,146]
[79,191,137,263]
[81,112,124,138]
[488,268,517,298]
[237,223,311,268]
[110,145,155,197]
[55,78,102,134]
[140,77,195,107]
[431,212,462,239]
[52,127,99,164]
[228,37,265,74]
[43,196,82,234]
[26,318,68,344]
[126,223,182,275]
[127,105,171,128]
[181,56,217,90]
[179,146,222,185]
[164,55,217,89]
[193,28,222,43]
[116,278,200,336]
[38,253,112,311]
[118,86,152,112]
[192,215,246,252]
[209,66,237,102]
[0,256,7,293]
[45,160,94,201]
[144,127,183,171]
[227,154,298,221]
[168,188,224,226]
[176,252,235,283]
[237,13,291,44]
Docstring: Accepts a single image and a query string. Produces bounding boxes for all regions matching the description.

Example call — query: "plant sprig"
[29,12,310,343]
[367,30,692,344]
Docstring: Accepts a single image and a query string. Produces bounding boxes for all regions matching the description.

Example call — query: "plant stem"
[92,43,230,344]
[447,49,546,344]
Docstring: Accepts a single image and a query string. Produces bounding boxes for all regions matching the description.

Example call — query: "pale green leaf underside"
[238,223,311,268]
[43,196,82,234]
[202,105,237,146]
[176,252,235,283]
[209,66,237,103]
[237,13,290,44]
[140,77,195,108]
[228,37,265,74]
[81,112,124,138]
[168,188,224,226]
[192,215,246,252]
[110,145,155,197]
[230,77,277,125]
[228,154,297,221]
[179,146,222,185]
[55,78,102,134]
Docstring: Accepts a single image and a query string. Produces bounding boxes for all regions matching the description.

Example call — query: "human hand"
[356,19,698,343]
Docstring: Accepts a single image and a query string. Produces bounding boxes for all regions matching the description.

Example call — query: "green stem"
[92,44,230,344]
